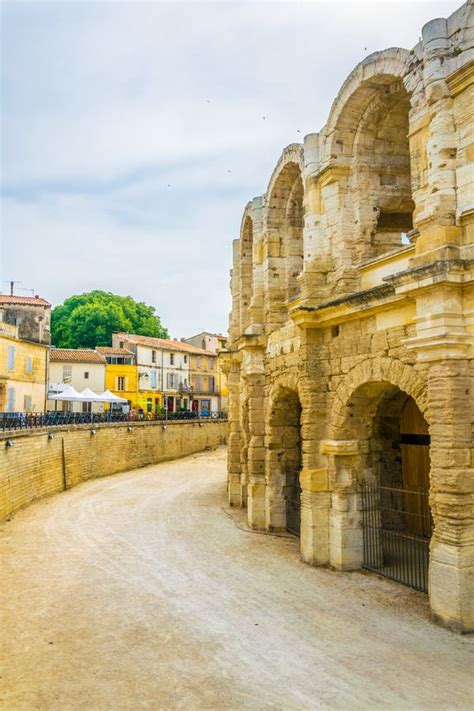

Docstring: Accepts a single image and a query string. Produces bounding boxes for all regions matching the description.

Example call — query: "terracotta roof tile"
[96,346,134,356]
[114,333,214,357]
[0,294,51,307]
[49,349,106,364]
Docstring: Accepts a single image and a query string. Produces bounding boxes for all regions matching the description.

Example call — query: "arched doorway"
[266,387,302,535]
[359,388,432,591]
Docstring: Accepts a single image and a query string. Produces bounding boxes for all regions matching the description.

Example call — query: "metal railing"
[0,410,228,432]
[360,481,432,592]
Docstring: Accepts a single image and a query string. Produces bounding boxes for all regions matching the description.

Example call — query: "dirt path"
[1,447,472,710]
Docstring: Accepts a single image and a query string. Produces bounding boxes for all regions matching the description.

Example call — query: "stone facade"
[223,2,474,632]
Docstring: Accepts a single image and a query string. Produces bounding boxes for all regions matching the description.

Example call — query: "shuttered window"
[7,387,15,412]
[7,346,15,370]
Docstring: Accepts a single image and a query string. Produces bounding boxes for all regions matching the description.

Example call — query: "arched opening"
[267,162,304,304]
[266,387,302,535]
[358,81,413,256]
[340,383,432,591]
[333,75,414,261]
[240,216,253,333]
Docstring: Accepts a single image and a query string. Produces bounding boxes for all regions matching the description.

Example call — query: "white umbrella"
[49,384,83,401]
[98,390,128,404]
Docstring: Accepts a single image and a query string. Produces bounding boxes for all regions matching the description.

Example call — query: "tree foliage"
[51,291,169,349]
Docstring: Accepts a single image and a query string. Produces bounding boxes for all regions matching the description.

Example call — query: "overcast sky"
[1,0,461,338]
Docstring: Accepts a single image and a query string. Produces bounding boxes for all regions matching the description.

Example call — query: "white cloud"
[1,0,462,335]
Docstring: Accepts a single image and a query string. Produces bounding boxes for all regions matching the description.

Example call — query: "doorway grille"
[360,482,432,592]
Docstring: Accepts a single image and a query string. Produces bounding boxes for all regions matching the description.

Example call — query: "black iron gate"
[360,482,432,592]
[286,469,301,536]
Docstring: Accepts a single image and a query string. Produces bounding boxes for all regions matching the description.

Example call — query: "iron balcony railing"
[0,411,228,431]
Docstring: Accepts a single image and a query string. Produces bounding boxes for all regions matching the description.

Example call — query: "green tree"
[51,290,169,349]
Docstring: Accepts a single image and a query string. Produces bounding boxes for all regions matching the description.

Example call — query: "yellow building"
[0,322,48,412]
[95,347,142,412]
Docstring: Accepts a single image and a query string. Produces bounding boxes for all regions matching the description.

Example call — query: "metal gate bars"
[360,481,432,592]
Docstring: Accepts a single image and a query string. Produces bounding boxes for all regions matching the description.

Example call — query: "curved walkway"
[1,447,472,710]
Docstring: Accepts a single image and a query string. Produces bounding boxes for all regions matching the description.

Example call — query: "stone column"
[298,342,331,566]
[226,359,242,507]
[321,439,365,570]
[246,372,266,529]
[426,359,473,632]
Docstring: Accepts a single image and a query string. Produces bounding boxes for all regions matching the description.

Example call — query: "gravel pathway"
[1,447,472,710]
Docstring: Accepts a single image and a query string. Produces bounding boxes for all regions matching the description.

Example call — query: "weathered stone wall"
[223,1,474,632]
[0,420,227,520]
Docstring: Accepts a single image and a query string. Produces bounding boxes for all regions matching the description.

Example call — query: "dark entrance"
[286,469,301,536]
[361,395,432,592]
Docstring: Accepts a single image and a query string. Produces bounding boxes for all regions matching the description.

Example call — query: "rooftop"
[96,346,134,356]
[49,348,106,364]
[0,294,51,307]
[115,333,213,357]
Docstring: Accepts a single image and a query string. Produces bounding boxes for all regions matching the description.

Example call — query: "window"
[147,398,153,413]
[84,371,89,379]
[209,358,214,370]
[196,357,201,368]
[7,346,15,370]
[150,370,157,388]
[167,373,175,389]
[116,377,126,391]
[184,378,188,387]
[184,355,187,364]
[7,387,15,412]
[24,395,32,411]
[151,349,156,363]
[119,341,124,349]
[25,356,33,374]
[170,353,175,365]
[209,376,215,393]
[195,376,201,392]
[63,365,72,381]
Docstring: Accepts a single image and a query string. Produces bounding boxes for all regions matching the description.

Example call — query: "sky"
[1,0,461,339]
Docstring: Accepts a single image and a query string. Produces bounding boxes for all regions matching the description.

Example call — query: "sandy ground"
[1,447,472,711]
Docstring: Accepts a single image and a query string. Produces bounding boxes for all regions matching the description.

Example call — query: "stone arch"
[324,358,432,577]
[239,204,254,333]
[323,49,416,261]
[265,377,304,533]
[265,145,305,317]
[329,358,428,441]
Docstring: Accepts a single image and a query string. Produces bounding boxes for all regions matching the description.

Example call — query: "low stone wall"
[0,420,227,520]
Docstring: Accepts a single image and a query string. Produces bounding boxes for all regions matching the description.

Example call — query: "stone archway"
[324,360,431,587]
[265,384,303,533]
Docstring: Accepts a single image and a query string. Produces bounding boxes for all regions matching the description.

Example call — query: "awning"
[49,384,83,401]
[97,390,128,404]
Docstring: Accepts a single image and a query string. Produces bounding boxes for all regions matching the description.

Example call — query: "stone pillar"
[247,373,266,529]
[411,18,463,264]
[322,439,365,570]
[226,359,242,507]
[299,357,331,565]
[426,359,473,632]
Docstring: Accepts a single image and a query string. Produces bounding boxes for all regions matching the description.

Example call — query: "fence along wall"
[0,420,227,520]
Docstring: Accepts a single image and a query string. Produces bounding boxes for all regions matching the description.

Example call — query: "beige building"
[47,349,106,413]
[184,332,229,412]
[224,2,473,632]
